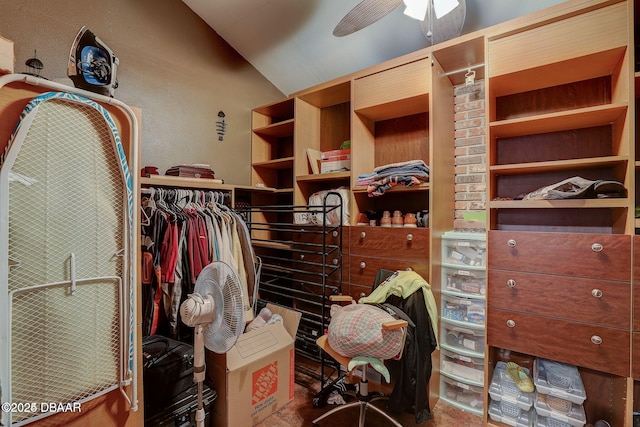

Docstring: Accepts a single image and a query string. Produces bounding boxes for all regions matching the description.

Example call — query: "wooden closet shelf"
[489,198,629,209]
[352,182,430,193]
[490,155,628,175]
[296,171,350,182]
[252,118,294,137]
[252,157,294,169]
[489,103,628,138]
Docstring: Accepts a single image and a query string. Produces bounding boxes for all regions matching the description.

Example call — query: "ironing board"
[0,90,135,426]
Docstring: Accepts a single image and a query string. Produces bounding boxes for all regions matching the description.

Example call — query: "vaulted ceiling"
[182,0,566,96]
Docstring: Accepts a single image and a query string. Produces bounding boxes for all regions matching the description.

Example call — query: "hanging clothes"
[140,187,255,339]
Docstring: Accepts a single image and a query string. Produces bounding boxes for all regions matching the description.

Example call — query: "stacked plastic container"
[439,231,487,415]
[487,359,587,427]
[488,361,536,426]
[533,358,587,427]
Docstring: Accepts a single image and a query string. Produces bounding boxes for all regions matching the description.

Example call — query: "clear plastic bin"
[535,415,573,427]
[442,295,485,325]
[442,324,485,354]
[488,399,535,427]
[441,348,484,384]
[443,266,486,296]
[534,392,586,427]
[442,232,487,267]
[441,375,484,412]
[489,361,535,411]
[533,358,586,404]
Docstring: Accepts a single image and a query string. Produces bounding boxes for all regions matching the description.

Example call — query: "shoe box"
[533,358,586,427]
[488,359,588,427]
[488,361,536,426]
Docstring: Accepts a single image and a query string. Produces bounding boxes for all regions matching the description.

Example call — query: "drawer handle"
[591,335,602,345]
[360,232,366,239]
[332,258,339,265]
[507,279,516,288]
[405,267,413,271]
[507,239,516,248]
[360,261,366,269]
[332,230,338,237]
[591,243,603,252]
[406,233,413,241]
[506,319,516,328]
[300,254,305,260]
[591,288,603,298]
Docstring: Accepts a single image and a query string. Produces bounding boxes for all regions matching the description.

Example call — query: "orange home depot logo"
[252,361,278,405]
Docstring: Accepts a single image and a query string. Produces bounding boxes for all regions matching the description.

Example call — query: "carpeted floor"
[254,362,483,427]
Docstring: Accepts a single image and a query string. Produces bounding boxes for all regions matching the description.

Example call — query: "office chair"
[312,294,409,427]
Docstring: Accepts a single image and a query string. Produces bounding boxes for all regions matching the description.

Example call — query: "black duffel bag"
[142,334,195,410]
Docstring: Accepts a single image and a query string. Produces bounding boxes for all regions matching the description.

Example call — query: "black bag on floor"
[144,382,217,427]
[143,334,195,409]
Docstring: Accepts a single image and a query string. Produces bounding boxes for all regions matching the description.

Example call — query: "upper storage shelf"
[353,57,430,121]
[252,98,295,192]
[486,0,632,234]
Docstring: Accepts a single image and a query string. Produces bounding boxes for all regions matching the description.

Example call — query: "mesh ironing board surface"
[0,92,133,425]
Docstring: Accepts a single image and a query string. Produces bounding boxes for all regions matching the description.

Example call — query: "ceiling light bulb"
[403,0,428,21]
[433,0,459,19]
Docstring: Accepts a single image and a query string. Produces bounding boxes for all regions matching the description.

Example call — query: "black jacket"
[385,290,438,424]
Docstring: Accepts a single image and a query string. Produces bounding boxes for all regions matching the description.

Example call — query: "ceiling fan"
[333,0,466,45]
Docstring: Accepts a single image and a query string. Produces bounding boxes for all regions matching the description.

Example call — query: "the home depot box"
[0,36,14,74]
[206,304,301,426]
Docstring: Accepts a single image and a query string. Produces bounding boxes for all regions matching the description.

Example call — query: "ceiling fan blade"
[420,0,465,45]
[333,0,404,37]
[433,0,459,19]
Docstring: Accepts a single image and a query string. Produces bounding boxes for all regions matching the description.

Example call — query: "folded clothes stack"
[356,160,430,196]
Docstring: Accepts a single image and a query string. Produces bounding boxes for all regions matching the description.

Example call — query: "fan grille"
[5,97,126,425]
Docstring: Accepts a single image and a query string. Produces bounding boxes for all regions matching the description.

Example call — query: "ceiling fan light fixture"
[433,0,459,19]
[403,0,428,21]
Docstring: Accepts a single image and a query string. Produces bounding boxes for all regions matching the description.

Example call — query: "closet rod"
[444,62,485,76]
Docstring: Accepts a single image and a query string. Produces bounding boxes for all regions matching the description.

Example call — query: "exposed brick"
[456,118,483,130]
[456,136,484,147]
[468,127,486,136]
[456,155,484,165]
[454,146,467,156]
[469,164,486,174]
[454,129,468,139]
[469,183,486,192]
[468,145,486,155]
[456,175,483,184]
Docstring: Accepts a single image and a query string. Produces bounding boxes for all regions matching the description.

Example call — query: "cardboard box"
[0,36,14,74]
[206,304,301,426]
[321,158,350,173]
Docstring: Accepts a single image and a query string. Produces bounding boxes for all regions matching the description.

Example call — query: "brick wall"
[453,80,486,231]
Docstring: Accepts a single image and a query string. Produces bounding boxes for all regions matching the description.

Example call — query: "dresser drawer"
[350,226,429,260]
[634,235,640,281]
[634,332,640,379]
[488,231,631,281]
[488,269,631,329]
[348,255,429,288]
[487,309,629,377]
[633,283,640,332]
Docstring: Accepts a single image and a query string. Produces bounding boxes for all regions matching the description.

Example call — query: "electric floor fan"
[179,261,245,427]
